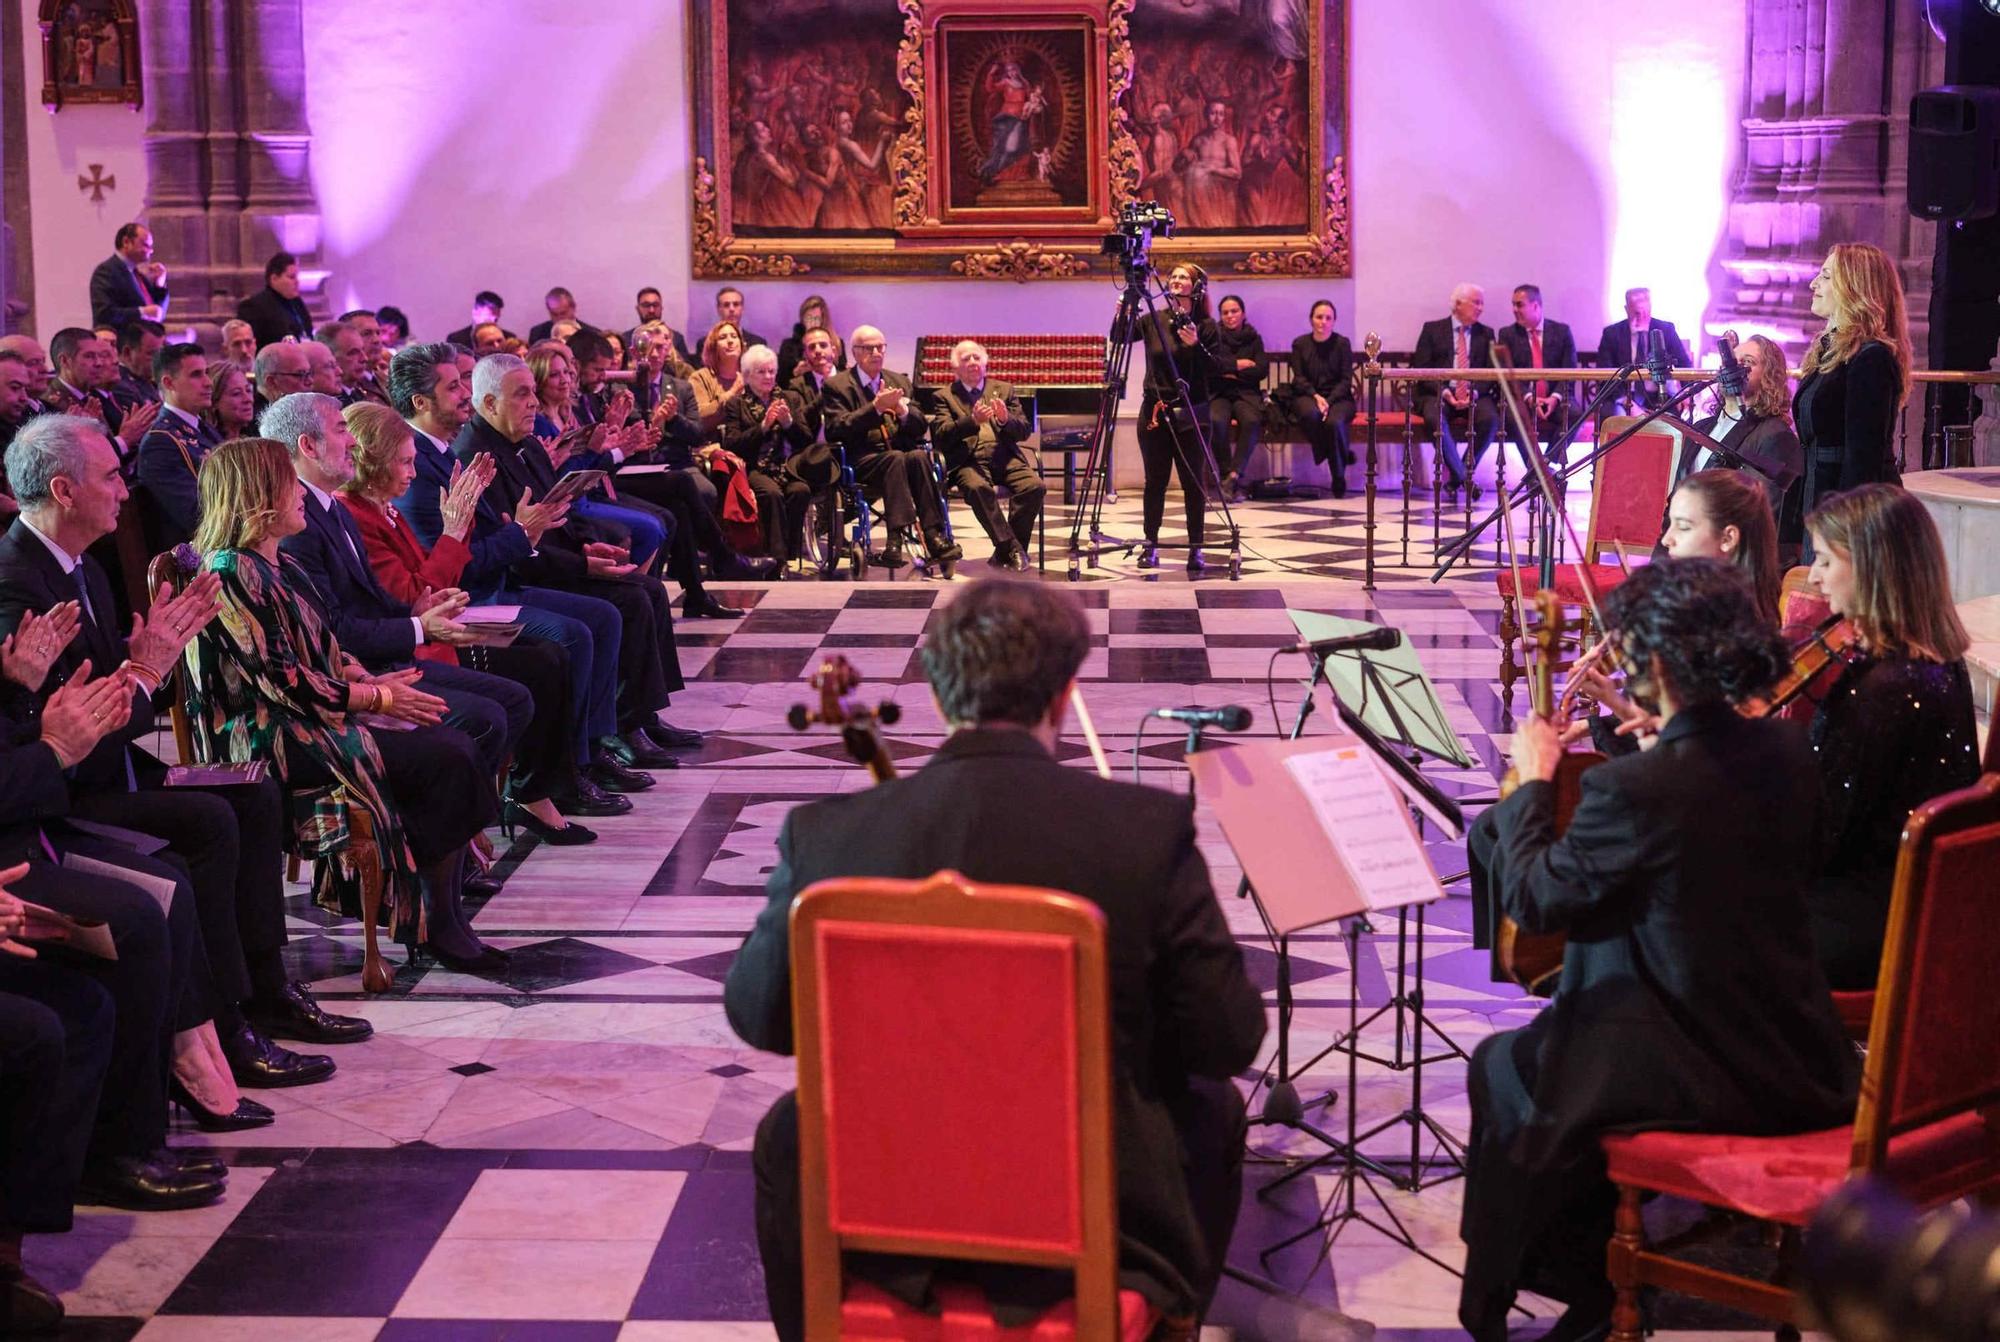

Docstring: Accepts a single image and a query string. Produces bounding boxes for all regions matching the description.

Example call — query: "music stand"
[1287,612,1475,769]
[1188,720,1460,1285]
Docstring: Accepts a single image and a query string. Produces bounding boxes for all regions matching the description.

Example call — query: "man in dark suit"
[624,288,692,366]
[445,291,515,350]
[1596,287,1690,412]
[133,342,221,547]
[927,339,1041,571]
[235,251,313,350]
[109,320,165,415]
[1459,559,1859,1342]
[88,223,169,331]
[527,286,600,345]
[1412,284,1498,495]
[0,414,367,1087]
[42,328,160,477]
[259,392,531,799]
[1495,284,1580,467]
[726,578,1266,1339]
[250,341,312,417]
[822,325,958,571]
[694,286,767,357]
[451,354,699,769]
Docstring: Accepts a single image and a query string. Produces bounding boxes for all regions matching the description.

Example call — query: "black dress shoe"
[1186,547,1207,574]
[1136,543,1160,569]
[170,1078,276,1133]
[715,552,779,580]
[222,1022,336,1089]
[590,748,659,790]
[0,1263,64,1334]
[555,777,632,817]
[161,1146,229,1177]
[81,1154,225,1211]
[247,980,374,1045]
[423,943,511,974]
[600,732,679,770]
[508,802,598,844]
[465,871,503,898]
[645,719,704,748]
[681,591,745,619]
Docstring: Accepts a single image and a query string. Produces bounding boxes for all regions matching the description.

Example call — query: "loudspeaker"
[1910,86,2000,221]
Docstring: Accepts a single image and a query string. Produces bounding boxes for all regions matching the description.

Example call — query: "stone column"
[139,0,322,343]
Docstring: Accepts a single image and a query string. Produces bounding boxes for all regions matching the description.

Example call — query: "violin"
[1741,614,1860,720]
[1493,591,1606,996]
[787,655,901,783]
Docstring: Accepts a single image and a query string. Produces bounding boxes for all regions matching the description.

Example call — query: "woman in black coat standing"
[1793,242,1910,540]
[1287,300,1355,497]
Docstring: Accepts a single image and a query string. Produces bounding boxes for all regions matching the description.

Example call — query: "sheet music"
[1283,746,1442,911]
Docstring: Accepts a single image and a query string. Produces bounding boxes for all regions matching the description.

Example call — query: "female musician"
[1462,558,1858,1342]
[1690,334,1803,553]
[1131,263,1219,573]
[1795,243,1910,537]
[1802,483,1979,990]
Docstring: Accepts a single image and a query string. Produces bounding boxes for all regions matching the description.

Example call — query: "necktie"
[1530,328,1547,402]
[1452,326,1469,398]
[70,566,136,792]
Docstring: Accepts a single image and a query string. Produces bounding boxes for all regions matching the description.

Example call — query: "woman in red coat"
[337,404,595,845]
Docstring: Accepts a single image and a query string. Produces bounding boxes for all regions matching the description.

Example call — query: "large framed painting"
[39,0,142,111]
[687,0,1348,280]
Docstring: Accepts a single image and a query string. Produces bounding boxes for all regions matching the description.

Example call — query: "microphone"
[1150,705,1252,732]
[1284,626,1402,656]
[1646,327,1674,389]
[1715,334,1749,400]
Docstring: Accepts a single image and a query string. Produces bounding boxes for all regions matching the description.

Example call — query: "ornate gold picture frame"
[39,0,142,111]
[686,0,1348,280]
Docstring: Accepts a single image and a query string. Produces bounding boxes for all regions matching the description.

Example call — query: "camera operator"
[1126,261,1219,574]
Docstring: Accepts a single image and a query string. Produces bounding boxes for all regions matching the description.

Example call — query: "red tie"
[1452,326,1468,398]
[1530,327,1546,402]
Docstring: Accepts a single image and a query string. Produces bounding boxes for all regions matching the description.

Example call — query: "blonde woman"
[1795,243,1911,527]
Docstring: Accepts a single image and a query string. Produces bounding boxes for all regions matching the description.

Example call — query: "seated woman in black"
[1286,299,1355,497]
[1462,558,1858,1342]
[1802,483,1980,990]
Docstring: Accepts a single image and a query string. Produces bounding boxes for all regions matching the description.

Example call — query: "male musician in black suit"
[1496,284,1580,467]
[133,342,221,546]
[822,325,958,571]
[1596,287,1690,411]
[88,223,169,331]
[0,414,368,1086]
[235,251,314,350]
[1411,284,1498,496]
[727,577,1266,1339]
[452,353,700,766]
[927,339,1041,571]
[1459,558,1859,1342]
[261,392,530,793]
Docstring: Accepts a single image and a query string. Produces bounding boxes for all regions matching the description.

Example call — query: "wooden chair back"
[144,548,198,766]
[790,870,1118,1340]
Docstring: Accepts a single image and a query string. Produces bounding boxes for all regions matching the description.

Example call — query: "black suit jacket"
[1286,332,1352,404]
[133,409,220,547]
[0,520,163,790]
[1496,320,1579,407]
[236,286,313,350]
[726,729,1265,1312]
[278,486,421,668]
[1471,703,1858,1171]
[1411,317,1497,403]
[926,378,1029,467]
[451,414,589,587]
[821,367,928,460]
[720,386,813,474]
[89,255,167,331]
[1686,409,1803,507]
[1596,317,1690,371]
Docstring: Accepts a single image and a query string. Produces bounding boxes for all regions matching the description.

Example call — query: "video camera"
[1102,201,1176,286]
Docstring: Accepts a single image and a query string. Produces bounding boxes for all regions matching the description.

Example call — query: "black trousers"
[9,856,181,1162]
[853,449,943,536]
[1291,395,1356,475]
[1459,1023,1618,1342]
[751,1076,1246,1340]
[547,573,684,731]
[1137,398,1208,547]
[463,639,576,803]
[947,449,1043,555]
[417,660,532,780]
[0,975,112,1234]
[615,466,734,591]
[748,468,815,565]
[70,778,286,1013]
[1210,393,1265,478]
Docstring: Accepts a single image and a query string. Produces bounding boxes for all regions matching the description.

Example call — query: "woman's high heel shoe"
[170,1078,276,1133]
[421,942,512,974]
[506,802,597,846]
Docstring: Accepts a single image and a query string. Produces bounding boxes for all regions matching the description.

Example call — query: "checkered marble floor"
[33,479,1826,1340]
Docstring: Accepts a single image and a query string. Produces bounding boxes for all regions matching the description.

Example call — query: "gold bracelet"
[375,685,394,713]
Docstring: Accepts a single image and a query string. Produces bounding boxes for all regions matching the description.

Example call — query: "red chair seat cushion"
[1601,1111,2000,1226]
[1830,990,1874,1041]
[1495,563,1630,605]
[841,1280,1156,1341]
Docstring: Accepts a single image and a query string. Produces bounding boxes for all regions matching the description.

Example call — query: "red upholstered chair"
[791,871,1157,1341]
[1600,772,2000,1342]
[1493,416,1675,697]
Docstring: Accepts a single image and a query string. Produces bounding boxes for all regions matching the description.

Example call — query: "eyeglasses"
[852,341,886,352]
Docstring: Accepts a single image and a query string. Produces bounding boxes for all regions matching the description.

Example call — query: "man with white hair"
[1597,287,1690,412]
[1411,283,1498,499]
[822,326,958,572]
[220,319,257,373]
[251,340,312,413]
[721,343,828,568]
[927,339,1040,571]
[302,338,342,398]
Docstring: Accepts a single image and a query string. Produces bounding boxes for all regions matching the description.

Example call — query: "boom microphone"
[1149,705,1252,732]
[1284,627,1402,656]
[1646,326,1674,389]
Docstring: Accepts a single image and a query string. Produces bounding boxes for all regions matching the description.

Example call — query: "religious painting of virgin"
[38,0,143,110]
[936,19,1101,223]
